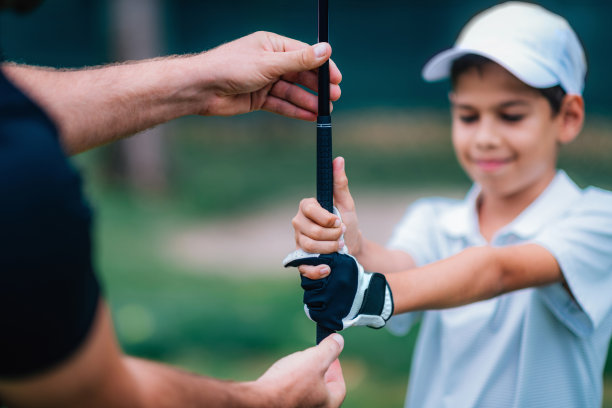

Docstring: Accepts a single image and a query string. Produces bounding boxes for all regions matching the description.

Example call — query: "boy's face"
[450,62,562,199]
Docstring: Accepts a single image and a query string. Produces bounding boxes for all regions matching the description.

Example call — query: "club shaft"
[316,0,335,345]
[317,0,330,117]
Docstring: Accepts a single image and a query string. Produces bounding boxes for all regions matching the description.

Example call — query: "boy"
[285,2,612,407]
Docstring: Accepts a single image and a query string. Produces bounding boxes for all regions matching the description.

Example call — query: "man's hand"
[256,334,346,408]
[196,31,342,120]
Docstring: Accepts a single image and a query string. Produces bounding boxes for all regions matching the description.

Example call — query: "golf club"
[316,0,335,345]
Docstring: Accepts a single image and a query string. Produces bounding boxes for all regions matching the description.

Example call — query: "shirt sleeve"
[387,198,452,267]
[0,88,101,379]
[532,187,612,337]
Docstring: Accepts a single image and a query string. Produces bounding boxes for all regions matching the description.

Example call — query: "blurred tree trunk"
[110,0,167,192]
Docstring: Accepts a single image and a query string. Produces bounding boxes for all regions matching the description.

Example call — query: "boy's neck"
[477,171,557,242]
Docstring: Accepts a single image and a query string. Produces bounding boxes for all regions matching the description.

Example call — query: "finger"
[262,95,316,121]
[316,334,344,370]
[298,264,331,279]
[297,234,344,254]
[332,157,356,213]
[300,198,340,228]
[282,71,341,101]
[292,212,343,241]
[324,359,346,407]
[261,32,341,82]
[269,80,318,114]
[269,42,332,76]
[282,70,318,92]
[328,58,343,85]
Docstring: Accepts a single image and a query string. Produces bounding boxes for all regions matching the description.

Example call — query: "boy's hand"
[283,252,394,331]
[292,157,362,278]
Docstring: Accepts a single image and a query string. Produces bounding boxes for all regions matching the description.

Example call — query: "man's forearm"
[123,357,272,408]
[385,244,563,314]
[1,57,209,154]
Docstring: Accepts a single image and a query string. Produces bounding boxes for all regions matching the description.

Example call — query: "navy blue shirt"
[0,67,100,379]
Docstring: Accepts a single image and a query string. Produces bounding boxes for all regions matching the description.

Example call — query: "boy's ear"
[556,95,584,145]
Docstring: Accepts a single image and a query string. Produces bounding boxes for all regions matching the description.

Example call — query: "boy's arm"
[2,31,341,155]
[291,158,563,316]
[0,302,346,408]
[386,243,562,313]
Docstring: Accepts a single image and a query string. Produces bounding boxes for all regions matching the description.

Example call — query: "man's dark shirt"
[0,67,100,379]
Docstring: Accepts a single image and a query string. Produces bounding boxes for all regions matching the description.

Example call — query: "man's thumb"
[279,43,331,73]
[333,157,354,211]
[316,334,344,367]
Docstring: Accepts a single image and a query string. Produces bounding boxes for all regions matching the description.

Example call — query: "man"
[0,2,345,407]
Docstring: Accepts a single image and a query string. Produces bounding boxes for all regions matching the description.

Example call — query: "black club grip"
[316,324,335,344]
[317,115,333,214]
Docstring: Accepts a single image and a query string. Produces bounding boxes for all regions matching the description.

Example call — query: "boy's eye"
[500,113,525,122]
[459,115,479,124]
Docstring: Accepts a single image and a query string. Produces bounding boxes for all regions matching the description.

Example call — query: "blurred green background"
[2,1,612,407]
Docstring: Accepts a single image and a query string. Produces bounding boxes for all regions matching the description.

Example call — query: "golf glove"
[283,250,394,331]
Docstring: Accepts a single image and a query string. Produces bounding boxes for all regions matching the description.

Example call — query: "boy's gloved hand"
[283,250,394,331]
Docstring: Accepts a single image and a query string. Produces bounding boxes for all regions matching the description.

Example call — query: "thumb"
[275,42,331,74]
[333,157,355,212]
[314,334,344,369]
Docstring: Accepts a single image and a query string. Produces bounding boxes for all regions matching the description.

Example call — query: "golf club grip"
[316,324,335,344]
[317,115,333,213]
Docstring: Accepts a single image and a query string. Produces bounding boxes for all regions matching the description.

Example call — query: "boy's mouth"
[471,157,514,172]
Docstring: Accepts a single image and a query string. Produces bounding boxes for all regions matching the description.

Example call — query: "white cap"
[422,1,587,95]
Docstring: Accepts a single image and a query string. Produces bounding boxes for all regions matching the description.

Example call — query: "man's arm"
[1,31,342,155]
[0,302,345,408]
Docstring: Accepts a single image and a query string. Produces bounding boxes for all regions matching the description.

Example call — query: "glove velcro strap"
[357,273,387,316]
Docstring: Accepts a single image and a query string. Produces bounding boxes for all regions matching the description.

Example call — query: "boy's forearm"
[357,237,415,273]
[385,244,563,314]
[1,57,209,154]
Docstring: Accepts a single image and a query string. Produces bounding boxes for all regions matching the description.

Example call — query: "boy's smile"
[450,62,564,202]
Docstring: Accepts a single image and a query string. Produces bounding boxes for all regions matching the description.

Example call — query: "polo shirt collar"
[440,170,583,240]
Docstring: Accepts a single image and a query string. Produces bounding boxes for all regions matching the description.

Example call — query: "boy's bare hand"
[292,157,362,279]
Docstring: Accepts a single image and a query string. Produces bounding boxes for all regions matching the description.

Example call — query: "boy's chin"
[0,0,44,13]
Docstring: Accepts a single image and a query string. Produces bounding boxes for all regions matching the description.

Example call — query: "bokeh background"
[2,1,611,406]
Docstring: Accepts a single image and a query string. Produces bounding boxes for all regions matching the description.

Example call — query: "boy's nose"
[473,118,501,148]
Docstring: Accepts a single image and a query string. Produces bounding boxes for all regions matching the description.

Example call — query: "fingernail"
[330,333,344,349]
[313,43,327,58]
[333,218,341,227]
[319,265,330,275]
[338,240,345,249]
[341,224,347,234]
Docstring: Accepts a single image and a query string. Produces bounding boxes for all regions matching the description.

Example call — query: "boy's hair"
[450,54,567,116]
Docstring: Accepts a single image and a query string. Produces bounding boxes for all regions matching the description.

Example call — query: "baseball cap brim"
[422,46,559,90]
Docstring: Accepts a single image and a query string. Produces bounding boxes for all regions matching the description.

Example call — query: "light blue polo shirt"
[387,171,612,408]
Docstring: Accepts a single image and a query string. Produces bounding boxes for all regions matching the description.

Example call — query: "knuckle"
[299,49,311,69]
[300,198,313,210]
[302,239,316,253]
